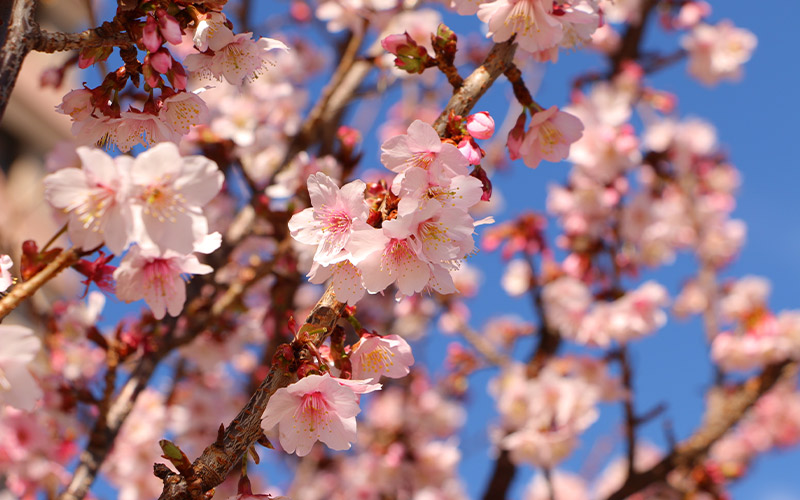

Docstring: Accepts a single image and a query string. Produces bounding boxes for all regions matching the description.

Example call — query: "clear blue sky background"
[81,1,800,498]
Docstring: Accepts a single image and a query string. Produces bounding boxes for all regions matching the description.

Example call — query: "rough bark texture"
[432,40,517,136]
[157,285,345,500]
[0,0,36,121]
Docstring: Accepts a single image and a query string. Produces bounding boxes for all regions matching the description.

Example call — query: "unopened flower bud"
[466,111,495,139]
[458,139,482,165]
[507,113,527,160]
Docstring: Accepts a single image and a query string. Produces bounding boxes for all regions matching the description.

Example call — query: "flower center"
[361,344,395,375]
[140,180,185,223]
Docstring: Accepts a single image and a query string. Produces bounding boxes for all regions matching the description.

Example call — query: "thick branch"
[0,248,81,322]
[157,285,345,500]
[31,21,132,53]
[604,361,797,500]
[0,0,36,121]
[433,40,517,136]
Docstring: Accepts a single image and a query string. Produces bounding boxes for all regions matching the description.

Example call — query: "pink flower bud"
[458,139,482,165]
[381,33,413,55]
[149,48,172,74]
[507,113,526,160]
[142,15,163,52]
[466,111,495,140]
[156,9,183,45]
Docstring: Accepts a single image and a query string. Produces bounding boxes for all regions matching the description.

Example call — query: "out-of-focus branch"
[0,0,132,121]
[0,248,82,322]
[618,346,638,479]
[58,244,290,500]
[0,0,36,121]
[604,361,797,500]
[610,0,660,74]
[458,322,511,367]
[267,23,370,187]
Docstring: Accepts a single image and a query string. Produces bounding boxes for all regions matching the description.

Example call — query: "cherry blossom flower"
[43,147,132,254]
[350,334,414,382]
[0,325,43,411]
[495,370,599,467]
[357,216,431,296]
[288,173,372,266]
[447,0,488,15]
[192,12,234,52]
[381,120,469,186]
[478,0,563,53]
[112,109,175,152]
[159,91,210,139]
[517,106,584,169]
[501,258,532,297]
[262,373,380,456]
[113,245,214,320]
[308,260,366,305]
[541,276,593,337]
[128,142,224,254]
[0,255,13,292]
[184,33,289,86]
[682,21,756,86]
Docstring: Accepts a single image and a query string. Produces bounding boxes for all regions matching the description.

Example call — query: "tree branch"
[0,247,82,322]
[0,0,36,121]
[604,361,797,500]
[433,40,517,136]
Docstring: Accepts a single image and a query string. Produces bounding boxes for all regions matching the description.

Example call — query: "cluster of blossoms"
[56,6,287,153]
[709,277,800,372]
[262,331,414,456]
[289,116,493,304]
[43,143,223,319]
[475,0,602,60]
[541,277,669,347]
[490,359,621,468]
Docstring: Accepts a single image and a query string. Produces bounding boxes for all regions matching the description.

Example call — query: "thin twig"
[0,248,82,322]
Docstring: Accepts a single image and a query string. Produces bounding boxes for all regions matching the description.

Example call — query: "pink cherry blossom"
[541,276,593,338]
[159,91,210,139]
[184,34,289,86]
[682,20,756,86]
[192,12,234,52]
[43,147,132,254]
[262,373,379,456]
[0,325,43,411]
[357,215,431,297]
[288,173,372,266]
[308,260,367,305]
[478,0,564,53]
[112,109,175,153]
[350,334,414,382]
[113,245,214,320]
[381,120,469,185]
[128,142,224,254]
[466,111,495,140]
[518,106,584,169]
[0,255,13,292]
